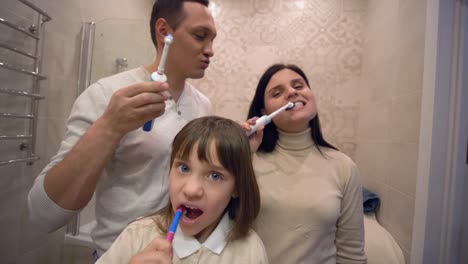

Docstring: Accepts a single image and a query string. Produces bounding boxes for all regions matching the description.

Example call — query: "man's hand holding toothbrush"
[99,81,170,138]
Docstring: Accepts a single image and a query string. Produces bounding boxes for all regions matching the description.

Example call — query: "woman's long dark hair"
[247,64,337,154]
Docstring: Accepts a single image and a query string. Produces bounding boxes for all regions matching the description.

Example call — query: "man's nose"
[203,41,214,58]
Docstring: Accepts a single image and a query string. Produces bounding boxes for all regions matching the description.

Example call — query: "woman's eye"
[272,91,281,97]
[177,164,190,173]
[294,85,304,90]
[208,172,222,181]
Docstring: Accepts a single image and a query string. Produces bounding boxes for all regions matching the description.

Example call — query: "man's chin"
[189,70,206,79]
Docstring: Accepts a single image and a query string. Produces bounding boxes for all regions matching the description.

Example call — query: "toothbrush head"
[176,205,185,212]
[164,34,173,45]
[286,102,295,110]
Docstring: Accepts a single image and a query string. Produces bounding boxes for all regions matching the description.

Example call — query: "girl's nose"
[183,177,204,199]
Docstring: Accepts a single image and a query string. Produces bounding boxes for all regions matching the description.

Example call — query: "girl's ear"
[231,189,239,199]
[261,108,265,116]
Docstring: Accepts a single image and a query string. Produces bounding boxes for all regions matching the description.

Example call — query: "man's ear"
[155,18,171,47]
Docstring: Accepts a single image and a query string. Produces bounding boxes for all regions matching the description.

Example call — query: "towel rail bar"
[0,113,34,119]
[0,61,46,79]
[0,17,39,40]
[0,135,33,140]
[0,43,38,59]
[0,88,45,99]
[0,155,40,166]
[18,0,52,22]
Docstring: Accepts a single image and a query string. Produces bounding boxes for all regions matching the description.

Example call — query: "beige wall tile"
[364,1,400,67]
[390,90,422,143]
[357,0,425,257]
[357,100,392,140]
[386,142,419,196]
[355,140,392,183]
[46,77,78,120]
[386,188,415,252]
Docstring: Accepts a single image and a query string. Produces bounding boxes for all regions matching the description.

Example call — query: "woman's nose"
[183,177,204,199]
[287,87,298,99]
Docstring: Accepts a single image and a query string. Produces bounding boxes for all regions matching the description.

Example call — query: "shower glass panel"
[91,19,155,83]
[78,18,155,97]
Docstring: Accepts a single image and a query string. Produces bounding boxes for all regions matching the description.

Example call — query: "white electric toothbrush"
[143,34,174,132]
[246,102,295,136]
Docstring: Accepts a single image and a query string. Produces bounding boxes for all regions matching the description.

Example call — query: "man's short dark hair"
[150,0,210,48]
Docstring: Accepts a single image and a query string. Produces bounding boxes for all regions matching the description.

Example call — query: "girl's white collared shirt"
[97,212,269,264]
[173,212,230,258]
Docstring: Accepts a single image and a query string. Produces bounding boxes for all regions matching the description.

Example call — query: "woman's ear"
[261,108,265,116]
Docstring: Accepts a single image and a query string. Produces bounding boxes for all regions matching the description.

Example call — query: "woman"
[246,64,367,264]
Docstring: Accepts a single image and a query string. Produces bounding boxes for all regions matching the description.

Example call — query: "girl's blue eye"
[208,172,222,181]
[178,164,189,173]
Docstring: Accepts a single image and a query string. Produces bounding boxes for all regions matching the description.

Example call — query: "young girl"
[97,116,269,264]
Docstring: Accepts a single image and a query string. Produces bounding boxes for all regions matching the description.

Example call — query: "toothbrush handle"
[246,115,270,136]
[166,210,183,242]
[143,120,154,132]
[142,73,168,132]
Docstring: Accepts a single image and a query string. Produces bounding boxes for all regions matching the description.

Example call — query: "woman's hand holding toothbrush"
[242,102,294,153]
[241,117,264,154]
[98,81,169,139]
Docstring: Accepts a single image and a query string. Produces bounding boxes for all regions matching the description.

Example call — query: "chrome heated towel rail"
[0,0,51,166]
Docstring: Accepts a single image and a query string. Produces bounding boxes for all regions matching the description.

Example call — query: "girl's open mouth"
[182,204,204,220]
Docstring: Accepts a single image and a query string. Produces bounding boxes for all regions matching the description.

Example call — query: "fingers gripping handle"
[246,115,271,136]
[142,72,167,132]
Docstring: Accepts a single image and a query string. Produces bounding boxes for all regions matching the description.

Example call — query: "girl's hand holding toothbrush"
[99,81,169,138]
[129,236,172,264]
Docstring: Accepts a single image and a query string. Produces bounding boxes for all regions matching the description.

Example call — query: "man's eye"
[194,34,206,40]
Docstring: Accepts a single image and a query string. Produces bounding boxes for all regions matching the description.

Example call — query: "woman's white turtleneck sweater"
[253,128,367,264]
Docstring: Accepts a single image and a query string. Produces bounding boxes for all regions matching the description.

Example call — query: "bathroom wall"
[0,0,152,263]
[354,0,426,262]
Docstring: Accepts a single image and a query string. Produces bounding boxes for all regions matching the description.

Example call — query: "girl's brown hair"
[155,116,260,240]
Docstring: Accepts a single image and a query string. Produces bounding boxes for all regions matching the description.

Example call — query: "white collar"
[173,212,231,258]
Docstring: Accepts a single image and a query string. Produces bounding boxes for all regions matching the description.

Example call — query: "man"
[27,0,216,256]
